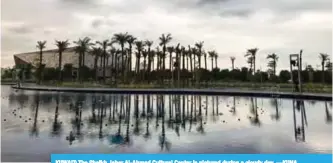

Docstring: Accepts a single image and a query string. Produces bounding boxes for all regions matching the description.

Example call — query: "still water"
[1,86,332,162]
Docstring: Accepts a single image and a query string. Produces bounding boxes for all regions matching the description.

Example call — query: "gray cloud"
[6,24,34,34]
[1,0,331,70]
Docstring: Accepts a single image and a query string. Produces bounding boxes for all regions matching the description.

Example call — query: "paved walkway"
[11,85,332,101]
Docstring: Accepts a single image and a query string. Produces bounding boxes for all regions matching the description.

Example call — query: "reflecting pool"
[1,86,332,161]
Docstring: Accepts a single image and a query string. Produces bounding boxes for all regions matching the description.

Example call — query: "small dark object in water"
[222,120,225,123]
[203,122,206,124]
[4,119,6,121]
[157,124,160,127]
[25,120,27,122]
[219,113,223,116]
[42,120,45,122]
[14,114,16,116]
[227,105,229,107]
[14,109,16,112]
[29,118,31,120]
[238,118,240,121]
[60,122,62,124]
[131,124,134,127]
[105,124,108,126]
[81,123,84,126]
[19,116,22,118]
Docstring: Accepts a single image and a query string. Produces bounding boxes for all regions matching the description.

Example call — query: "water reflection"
[292,99,308,142]
[248,98,261,127]
[30,92,40,137]
[325,102,332,124]
[270,98,281,121]
[2,86,332,161]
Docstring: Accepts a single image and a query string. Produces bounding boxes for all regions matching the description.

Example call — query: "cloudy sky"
[1,0,332,71]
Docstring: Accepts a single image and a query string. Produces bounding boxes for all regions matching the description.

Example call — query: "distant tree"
[279,70,291,83]
[230,56,236,70]
[319,53,329,84]
[55,40,70,82]
[267,53,278,76]
[36,41,47,84]
[245,48,258,75]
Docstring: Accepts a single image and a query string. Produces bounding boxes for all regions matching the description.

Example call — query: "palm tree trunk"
[215,57,217,69]
[321,62,325,84]
[78,53,82,82]
[143,57,147,81]
[253,56,256,75]
[121,45,125,83]
[129,45,133,77]
[147,48,151,74]
[204,55,207,70]
[94,56,98,81]
[58,52,62,82]
[103,52,106,82]
[211,58,214,71]
[273,60,276,76]
[110,53,114,82]
[38,49,43,85]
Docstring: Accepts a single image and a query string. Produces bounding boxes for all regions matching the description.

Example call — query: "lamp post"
[289,52,302,93]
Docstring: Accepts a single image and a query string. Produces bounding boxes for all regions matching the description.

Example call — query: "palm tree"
[319,53,329,83]
[195,41,204,70]
[208,51,216,71]
[127,36,137,73]
[159,33,173,83]
[214,52,218,69]
[142,50,148,81]
[203,51,208,71]
[175,44,182,87]
[230,56,236,70]
[326,60,332,71]
[135,41,144,80]
[36,41,46,84]
[267,53,278,76]
[73,37,94,82]
[167,46,175,84]
[91,47,103,81]
[55,40,70,82]
[109,47,117,80]
[96,40,112,82]
[112,33,130,83]
[247,56,254,75]
[245,48,258,75]
[145,40,153,80]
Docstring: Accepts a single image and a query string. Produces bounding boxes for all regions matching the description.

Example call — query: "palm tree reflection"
[248,97,261,127]
[144,95,151,140]
[159,95,171,151]
[270,98,281,121]
[51,93,62,137]
[30,92,40,137]
[196,96,205,134]
[325,102,332,124]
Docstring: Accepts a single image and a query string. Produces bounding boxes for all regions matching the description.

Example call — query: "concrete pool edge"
[11,85,332,101]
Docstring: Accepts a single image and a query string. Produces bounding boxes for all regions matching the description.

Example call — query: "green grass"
[41,81,332,93]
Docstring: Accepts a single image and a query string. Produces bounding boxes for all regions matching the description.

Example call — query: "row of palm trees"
[36,33,331,85]
[36,33,221,85]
